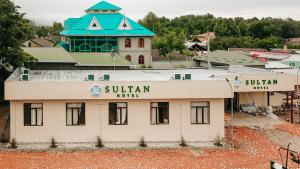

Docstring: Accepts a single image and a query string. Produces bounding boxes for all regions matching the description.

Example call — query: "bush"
[214,134,224,147]
[95,136,104,148]
[9,138,17,149]
[139,136,147,148]
[179,136,188,147]
[50,137,57,149]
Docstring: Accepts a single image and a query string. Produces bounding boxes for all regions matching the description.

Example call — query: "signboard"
[91,85,150,98]
[245,79,278,90]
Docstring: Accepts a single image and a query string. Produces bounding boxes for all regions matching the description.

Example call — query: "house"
[191,32,216,45]
[193,50,266,68]
[23,38,54,48]
[60,1,155,68]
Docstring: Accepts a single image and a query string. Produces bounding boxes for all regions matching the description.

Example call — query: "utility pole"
[207,31,211,69]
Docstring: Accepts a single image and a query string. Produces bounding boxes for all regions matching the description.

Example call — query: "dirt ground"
[0,112,300,169]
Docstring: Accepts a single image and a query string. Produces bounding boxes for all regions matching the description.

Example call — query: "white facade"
[5,68,296,144]
[10,99,224,143]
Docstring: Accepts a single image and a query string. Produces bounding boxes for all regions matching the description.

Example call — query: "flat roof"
[7,66,283,82]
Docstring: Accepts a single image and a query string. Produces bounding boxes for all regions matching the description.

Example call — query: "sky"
[13,0,300,25]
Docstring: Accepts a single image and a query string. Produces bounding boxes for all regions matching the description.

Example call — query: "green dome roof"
[86,1,122,11]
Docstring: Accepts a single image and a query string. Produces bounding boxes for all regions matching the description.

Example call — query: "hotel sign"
[245,79,278,90]
[91,85,150,98]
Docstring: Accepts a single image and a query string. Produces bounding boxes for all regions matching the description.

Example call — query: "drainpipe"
[179,104,183,138]
[291,92,294,123]
[225,78,234,149]
[297,68,300,123]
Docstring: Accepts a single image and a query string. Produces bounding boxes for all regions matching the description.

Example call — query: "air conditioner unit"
[23,69,30,74]
[174,74,181,80]
[184,74,192,80]
[103,74,110,81]
[86,74,94,81]
[20,74,29,81]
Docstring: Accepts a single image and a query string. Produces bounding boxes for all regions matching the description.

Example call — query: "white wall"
[10,99,224,143]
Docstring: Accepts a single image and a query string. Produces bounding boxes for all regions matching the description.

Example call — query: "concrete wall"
[270,92,286,107]
[5,80,232,100]
[10,99,225,143]
[239,92,268,107]
[239,92,286,107]
[118,37,152,67]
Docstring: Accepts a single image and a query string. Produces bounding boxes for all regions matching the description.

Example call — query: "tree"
[52,22,63,35]
[0,0,36,101]
[152,28,187,61]
[213,18,240,37]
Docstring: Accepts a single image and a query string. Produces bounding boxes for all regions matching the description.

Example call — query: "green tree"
[213,18,240,37]
[153,28,187,61]
[52,22,63,35]
[0,0,36,101]
[34,25,52,37]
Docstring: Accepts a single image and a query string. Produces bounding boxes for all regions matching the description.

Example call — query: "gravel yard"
[0,125,300,169]
[0,112,300,169]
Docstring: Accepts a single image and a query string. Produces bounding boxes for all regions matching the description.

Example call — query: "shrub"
[179,136,188,147]
[139,136,147,148]
[50,137,57,149]
[95,136,104,148]
[9,138,17,149]
[214,134,224,147]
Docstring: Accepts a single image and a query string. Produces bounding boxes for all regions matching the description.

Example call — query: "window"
[125,55,131,62]
[24,103,43,126]
[138,38,145,48]
[66,103,85,126]
[191,102,210,124]
[125,38,131,48]
[151,102,169,125]
[109,103,128,125]
[138,55,145,65]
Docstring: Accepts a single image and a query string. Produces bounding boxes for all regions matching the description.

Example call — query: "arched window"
[138,55,145,65]
[125,38,131,48]
[138,38,145,48]
[125,55,131,62]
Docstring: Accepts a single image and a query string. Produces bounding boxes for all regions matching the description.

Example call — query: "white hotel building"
[4,1,297,146]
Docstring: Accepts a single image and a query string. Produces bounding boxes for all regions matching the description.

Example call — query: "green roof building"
[24,1,155,69]
[59,1,155,68]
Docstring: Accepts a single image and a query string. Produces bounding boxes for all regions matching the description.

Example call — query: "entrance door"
[225,93,240,112]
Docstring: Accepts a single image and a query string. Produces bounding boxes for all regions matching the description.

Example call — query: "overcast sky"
[13,0,300,25]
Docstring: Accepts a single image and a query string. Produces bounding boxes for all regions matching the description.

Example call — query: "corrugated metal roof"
[23,47,76,63]
[23,47,132,66]
[70,53,132,66]
[194,50,266,66]
[61,3,155,37]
